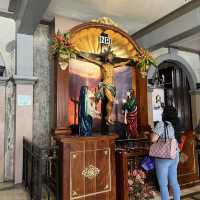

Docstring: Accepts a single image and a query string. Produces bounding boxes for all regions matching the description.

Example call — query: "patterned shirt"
[154,121,175,139]
[154,121,179,151]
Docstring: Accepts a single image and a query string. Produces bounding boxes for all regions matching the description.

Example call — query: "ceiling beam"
[132,0,200,51]
[168,45,200,55]
[15,0,51,34]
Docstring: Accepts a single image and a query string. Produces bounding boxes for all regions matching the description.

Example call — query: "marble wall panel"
[4,81,15,181]
[0,86,5,182]
[33,24,52,147]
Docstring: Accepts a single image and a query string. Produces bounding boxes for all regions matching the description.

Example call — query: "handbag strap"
[164,121,169,142]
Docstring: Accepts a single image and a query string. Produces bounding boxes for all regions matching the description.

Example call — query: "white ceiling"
[45,0,191,34]
[0,0,10,13]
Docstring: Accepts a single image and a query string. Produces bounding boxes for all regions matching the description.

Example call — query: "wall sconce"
[99,32,112,54]
[0,65,5,77]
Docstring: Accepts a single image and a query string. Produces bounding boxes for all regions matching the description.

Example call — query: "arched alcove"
[0,52,6,77]
[148,53,197,90]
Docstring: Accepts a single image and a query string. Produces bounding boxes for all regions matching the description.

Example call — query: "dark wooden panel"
[136,70,149,132]
[71,151,85,198]
[96,149,111,193]
[58,134,117,200]
[178,131,199,187]
[85,150,96,195]
[60,143,70,200]
[116,151,128,200]
[56,64,69,130]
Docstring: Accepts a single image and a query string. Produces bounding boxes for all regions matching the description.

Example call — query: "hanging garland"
[50,31,156,75]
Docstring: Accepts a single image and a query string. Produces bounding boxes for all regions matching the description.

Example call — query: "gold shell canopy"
[70,22,138,58]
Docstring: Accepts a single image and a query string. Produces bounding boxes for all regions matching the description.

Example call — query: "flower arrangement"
[50,31,76,70]
[128,169,155,200]
[131,48,157,77]
[50,31,156,73]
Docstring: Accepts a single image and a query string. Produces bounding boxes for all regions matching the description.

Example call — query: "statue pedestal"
[56,134,118,200]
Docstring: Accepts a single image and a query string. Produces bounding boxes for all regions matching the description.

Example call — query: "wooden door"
[159,62,192,131]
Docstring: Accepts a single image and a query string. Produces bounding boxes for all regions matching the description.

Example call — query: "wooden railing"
[23,138,60,200]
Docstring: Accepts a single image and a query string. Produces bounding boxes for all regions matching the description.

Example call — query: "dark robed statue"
[78,86,93,136]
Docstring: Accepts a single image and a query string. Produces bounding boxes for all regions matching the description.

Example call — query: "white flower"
[128,179,134,186]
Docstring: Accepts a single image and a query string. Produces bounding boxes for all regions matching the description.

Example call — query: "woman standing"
[150,105,181,200]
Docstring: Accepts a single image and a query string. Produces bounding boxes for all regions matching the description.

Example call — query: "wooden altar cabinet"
[56,134,117,200]
[53,21,150,200]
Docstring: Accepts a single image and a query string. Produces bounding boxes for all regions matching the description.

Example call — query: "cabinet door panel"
[85,150,96,195]
[178,131,199,186]
[96,148,111,193]
[70,151,85,199]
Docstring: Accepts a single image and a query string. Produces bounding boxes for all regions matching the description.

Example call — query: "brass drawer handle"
[82,165,100,179]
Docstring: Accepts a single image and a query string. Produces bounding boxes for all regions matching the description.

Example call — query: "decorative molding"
[82,165,100,179]
[168,45,200,55]
[189,89,200,95]
[0,77,9,86]
[91,17,119,28]
[168,47,178,55]
[13,75,38,85]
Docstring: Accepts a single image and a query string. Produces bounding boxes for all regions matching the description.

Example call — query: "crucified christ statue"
[78,48,131,125]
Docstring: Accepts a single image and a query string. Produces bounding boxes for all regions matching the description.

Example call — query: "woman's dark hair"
[162,105,182,141]
[162,105,181,131]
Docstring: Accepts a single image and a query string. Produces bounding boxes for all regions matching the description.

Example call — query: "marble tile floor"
[153,184,200,200]
[0,182,55,200]
[0,182,199,200]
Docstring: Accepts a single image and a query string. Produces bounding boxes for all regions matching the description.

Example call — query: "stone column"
[190,90,200,128]
[14,34,37,184]
[0,78,7,182]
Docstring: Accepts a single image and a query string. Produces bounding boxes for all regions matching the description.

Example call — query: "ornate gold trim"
[72,191,78,197]
[104,150,108,155]
[82,165,100,179]
[91,17,119,28]
[72,153,77,159]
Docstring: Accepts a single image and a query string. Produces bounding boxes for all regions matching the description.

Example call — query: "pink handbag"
[149,122,177,159]
[149,138,177,159]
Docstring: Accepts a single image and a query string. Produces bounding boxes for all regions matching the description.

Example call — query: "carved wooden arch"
[70,22,139,58]
[55,22,149,134]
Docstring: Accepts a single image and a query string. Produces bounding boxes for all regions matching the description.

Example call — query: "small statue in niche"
[122,90,139,138]
[78,48,131,125]
[78,86,99,136]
